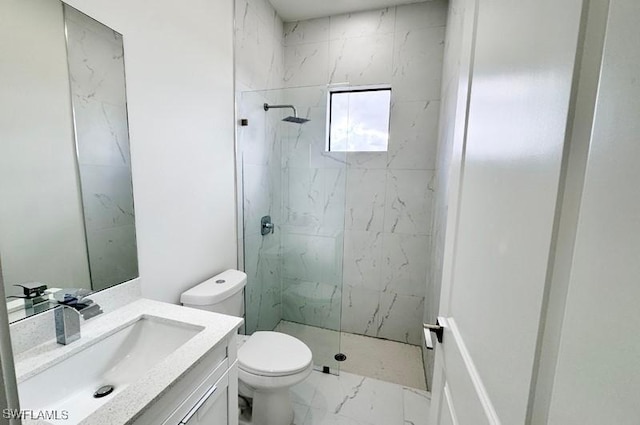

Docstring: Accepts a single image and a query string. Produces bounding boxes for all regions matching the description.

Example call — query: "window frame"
[326,84,392,153]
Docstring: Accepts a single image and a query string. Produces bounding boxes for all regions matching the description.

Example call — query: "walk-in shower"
[263,103,310,124]
[239,86,346,374]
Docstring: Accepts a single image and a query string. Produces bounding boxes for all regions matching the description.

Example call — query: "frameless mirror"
[0,0,138,322]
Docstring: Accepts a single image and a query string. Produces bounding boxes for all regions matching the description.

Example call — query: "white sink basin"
[18,316,202,424]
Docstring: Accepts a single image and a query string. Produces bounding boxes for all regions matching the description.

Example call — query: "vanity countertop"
[15,298,243,425]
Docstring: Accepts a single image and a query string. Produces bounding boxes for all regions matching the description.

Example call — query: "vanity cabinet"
[162,361,233,425]
[133,334,239,425]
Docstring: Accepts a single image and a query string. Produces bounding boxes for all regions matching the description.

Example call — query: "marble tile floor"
[290,370,431,425]
[275,320,427,391]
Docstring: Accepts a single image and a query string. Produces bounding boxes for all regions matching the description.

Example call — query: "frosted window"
[329,88,391,152]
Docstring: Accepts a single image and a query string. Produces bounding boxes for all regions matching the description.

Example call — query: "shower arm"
[263,103,299,118]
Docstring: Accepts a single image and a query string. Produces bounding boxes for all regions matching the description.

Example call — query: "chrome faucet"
[55,305,81,345]
[54,296,103,345]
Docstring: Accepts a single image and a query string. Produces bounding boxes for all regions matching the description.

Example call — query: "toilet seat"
[238,331,312,377]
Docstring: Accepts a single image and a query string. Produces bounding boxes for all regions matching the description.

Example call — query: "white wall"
[0,0,91,296]
[62,0,237,303]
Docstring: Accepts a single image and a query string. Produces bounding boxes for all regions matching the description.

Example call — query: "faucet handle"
[57,292,103,320]
[13,282,48,298]
[79,301,103,320]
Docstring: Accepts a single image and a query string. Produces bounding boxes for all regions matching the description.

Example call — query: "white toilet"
[181,269,313,425]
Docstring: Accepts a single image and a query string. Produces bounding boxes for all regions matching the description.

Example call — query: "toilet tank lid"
[180,269,247,306]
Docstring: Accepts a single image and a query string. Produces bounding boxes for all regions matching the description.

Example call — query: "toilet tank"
[180,269,246,317]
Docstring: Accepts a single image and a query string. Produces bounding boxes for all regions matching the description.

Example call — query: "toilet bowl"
[237,331,312,425]
[181,270,313,425]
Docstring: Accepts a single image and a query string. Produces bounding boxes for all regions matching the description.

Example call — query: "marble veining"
[239,1,447,350]
[328,34,394,85]
[65,5,137,291]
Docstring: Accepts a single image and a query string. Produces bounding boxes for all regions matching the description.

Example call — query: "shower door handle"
[424,318,446,350]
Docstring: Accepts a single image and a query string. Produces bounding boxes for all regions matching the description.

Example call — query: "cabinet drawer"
[132,342,227,425]
[163,366,230,425]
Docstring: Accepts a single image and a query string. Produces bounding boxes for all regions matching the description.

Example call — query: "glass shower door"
[239,85,347,374]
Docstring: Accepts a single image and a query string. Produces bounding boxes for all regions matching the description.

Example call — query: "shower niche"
[237,85,347,374]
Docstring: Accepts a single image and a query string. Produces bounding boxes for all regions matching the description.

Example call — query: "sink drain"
[93,385,114,398]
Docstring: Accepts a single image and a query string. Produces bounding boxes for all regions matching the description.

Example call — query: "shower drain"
[334,353,347,362]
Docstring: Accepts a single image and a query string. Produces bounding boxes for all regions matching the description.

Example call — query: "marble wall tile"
[341,285,380,337]
[283,165,346,232]
[377,292,425,345]
[346,151,388,169]
[235,1,262,89]
[268,39,285,90]
[284,18,330,46]
[392,26,446,102]
[65,8,126,107]
[238,92,270,166]
[251,0,280,35]
[384,170,434,235]
[381,233,430,297]
[282,232,343,285]
[345,168,387,232]
[281,134,310,169]
[243,2,447,346]
[309,136,348,170]
[86,224,138,291]
[387,100,440,170]
[281,106,327,168]
[329,8,396,40]
[284,42,330,87]
[66,6,137,292]
[342,230,383,290]
[395,0,448,32]
[243,164,276,236]
[235,0,286,335]
[284,167,325,229]
[244,233,282,333]
[322,168,347,231]
[79,165,135,232]
[73,100,131,167]
[235,0,284,91]
[282,279,342,331]
[280,86,328,109]
[328,34,394,85]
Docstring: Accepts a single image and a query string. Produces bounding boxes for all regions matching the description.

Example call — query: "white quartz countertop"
[15,298,243,425]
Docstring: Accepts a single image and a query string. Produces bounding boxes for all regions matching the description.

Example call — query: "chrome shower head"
[263,103,310,124]
[282,116,310,124]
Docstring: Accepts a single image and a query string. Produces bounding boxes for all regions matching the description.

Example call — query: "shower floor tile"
[275,320,427,391]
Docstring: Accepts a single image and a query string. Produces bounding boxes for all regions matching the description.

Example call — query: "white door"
[429,0,586,423]
[544,1,640,423]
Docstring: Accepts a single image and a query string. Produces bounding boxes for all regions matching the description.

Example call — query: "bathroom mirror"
[0,0,138,322]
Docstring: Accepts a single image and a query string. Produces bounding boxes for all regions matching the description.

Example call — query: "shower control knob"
[261,216,274,235]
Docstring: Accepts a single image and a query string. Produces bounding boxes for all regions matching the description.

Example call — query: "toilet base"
[238,388,294,425]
